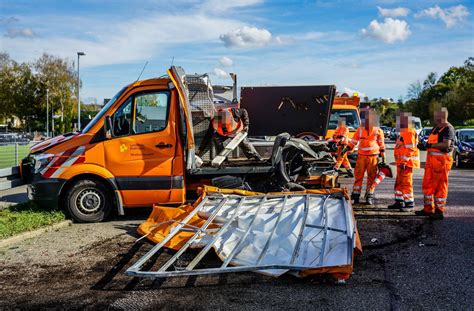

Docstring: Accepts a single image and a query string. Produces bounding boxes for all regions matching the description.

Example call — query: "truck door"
[103,89,184,206]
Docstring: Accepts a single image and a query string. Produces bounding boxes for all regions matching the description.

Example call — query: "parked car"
[453,128,474,168]
[389,128,398,140]
[417,127,433,150]
[380,126,391,138]
[412,117,423,136]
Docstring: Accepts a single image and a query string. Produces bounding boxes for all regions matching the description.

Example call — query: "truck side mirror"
[104,116,113,139]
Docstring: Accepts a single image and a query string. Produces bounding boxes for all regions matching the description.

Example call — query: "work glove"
[243,126,249,132]
[400,164,406,170]
[341,145,350,156]
[380,152,386,164]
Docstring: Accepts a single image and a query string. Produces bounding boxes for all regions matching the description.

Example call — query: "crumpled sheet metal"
[135,187,361,278]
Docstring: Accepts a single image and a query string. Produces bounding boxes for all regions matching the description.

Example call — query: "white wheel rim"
[76,188,103,214]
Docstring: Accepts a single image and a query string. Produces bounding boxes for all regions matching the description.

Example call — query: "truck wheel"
[64,179,112,223]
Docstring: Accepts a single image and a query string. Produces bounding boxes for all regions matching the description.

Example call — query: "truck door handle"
[155,142,173,149]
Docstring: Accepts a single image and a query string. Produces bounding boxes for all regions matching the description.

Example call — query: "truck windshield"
[82,87,126,134]
[328,109,360,130]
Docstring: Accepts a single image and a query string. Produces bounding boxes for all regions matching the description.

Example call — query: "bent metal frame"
[126,192,356,278]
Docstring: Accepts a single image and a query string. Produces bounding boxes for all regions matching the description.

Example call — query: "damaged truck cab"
[21,67,337,223]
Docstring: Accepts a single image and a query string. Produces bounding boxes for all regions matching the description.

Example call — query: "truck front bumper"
[27,178,66,208]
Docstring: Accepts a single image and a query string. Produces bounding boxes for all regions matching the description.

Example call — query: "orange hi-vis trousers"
[353,154,378,195]
[422,151,453,213]
[394,166,414,204]
[334,145,352,170]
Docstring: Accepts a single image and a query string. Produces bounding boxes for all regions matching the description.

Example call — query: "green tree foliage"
[0,52,77,132]
[368,97,399,127]
[405,57,474,126]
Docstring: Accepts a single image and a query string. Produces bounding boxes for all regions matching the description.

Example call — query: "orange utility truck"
[21,67,336,222]
[325,93,361,161]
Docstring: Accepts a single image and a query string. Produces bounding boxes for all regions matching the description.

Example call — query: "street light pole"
[46,88,49,138]
[77,52,85,131]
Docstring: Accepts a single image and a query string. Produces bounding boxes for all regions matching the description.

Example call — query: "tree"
[34,54,77,133]
[404,58,474,126]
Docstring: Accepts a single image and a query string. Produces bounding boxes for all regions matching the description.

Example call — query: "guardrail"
[0,166,25,191]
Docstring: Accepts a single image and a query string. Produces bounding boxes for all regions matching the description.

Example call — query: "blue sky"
[1,0,473,103]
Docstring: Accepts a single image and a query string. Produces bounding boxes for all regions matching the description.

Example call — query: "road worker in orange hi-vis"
[197,107,263,161]
[330,118,354,177]
[388,112,420,211]
[416,107,455,220]
[345,108,385,205]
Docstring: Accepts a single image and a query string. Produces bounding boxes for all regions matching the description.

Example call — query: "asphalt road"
[0,141,473,310]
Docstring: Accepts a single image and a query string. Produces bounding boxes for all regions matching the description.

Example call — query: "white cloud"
[219,56,233,67]
[213,68,228,79]
[361,18,411,44]
[220,26,277,48]
[377,6,410,17]
[2,14,243,66]
[201,0,263,13]
[0,16,19,25]
[415,5,469,28]
[4,28,36,38]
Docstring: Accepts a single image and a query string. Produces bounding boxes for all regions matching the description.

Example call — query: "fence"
[0,142,32,169]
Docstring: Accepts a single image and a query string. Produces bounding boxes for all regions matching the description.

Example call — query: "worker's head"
[433,107,448,126]
[397,111,412,130]
[338,117,346,127]
[361,108,378,129]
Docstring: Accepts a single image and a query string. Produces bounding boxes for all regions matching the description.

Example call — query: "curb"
[0,220,73,249]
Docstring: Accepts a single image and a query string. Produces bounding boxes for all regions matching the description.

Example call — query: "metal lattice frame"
[126,193,355,279]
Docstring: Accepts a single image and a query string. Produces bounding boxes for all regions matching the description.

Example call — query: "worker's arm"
[348,128,360,149]
[236,108,250,131]
[377,129,386,162]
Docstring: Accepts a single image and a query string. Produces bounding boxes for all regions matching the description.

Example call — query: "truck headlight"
[33,153,55,173]
[463,146,472,151]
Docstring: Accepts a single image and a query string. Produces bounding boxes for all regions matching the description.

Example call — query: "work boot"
[431,210,444,220]
[346,169,354,178]
[401,201,414,212]
[365,193,374,206]
[415,210,433,217]
[253,155,265,162]
[388,201,405,210]
[351,193,360,204]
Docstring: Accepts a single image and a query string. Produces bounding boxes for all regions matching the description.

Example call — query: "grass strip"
[0,201,65,239]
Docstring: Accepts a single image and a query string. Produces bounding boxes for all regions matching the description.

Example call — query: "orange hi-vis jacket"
[332,126,349,145]
[394,128,420,168]
[348,127,385,156]
[212,108,243,137]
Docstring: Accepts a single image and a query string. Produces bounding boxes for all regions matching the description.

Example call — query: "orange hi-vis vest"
[212,108,243,137]
[427,126,451,154]
[395,128,420,168]
[349,126,385,156]
[332,126,349,145]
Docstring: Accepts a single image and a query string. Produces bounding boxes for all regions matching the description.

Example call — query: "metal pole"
[52,108,55,137]
[46,88,49,138]
[77,53,81,131]
[15,142,18,165]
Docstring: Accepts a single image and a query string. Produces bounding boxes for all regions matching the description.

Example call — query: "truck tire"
[64,179,112,223]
